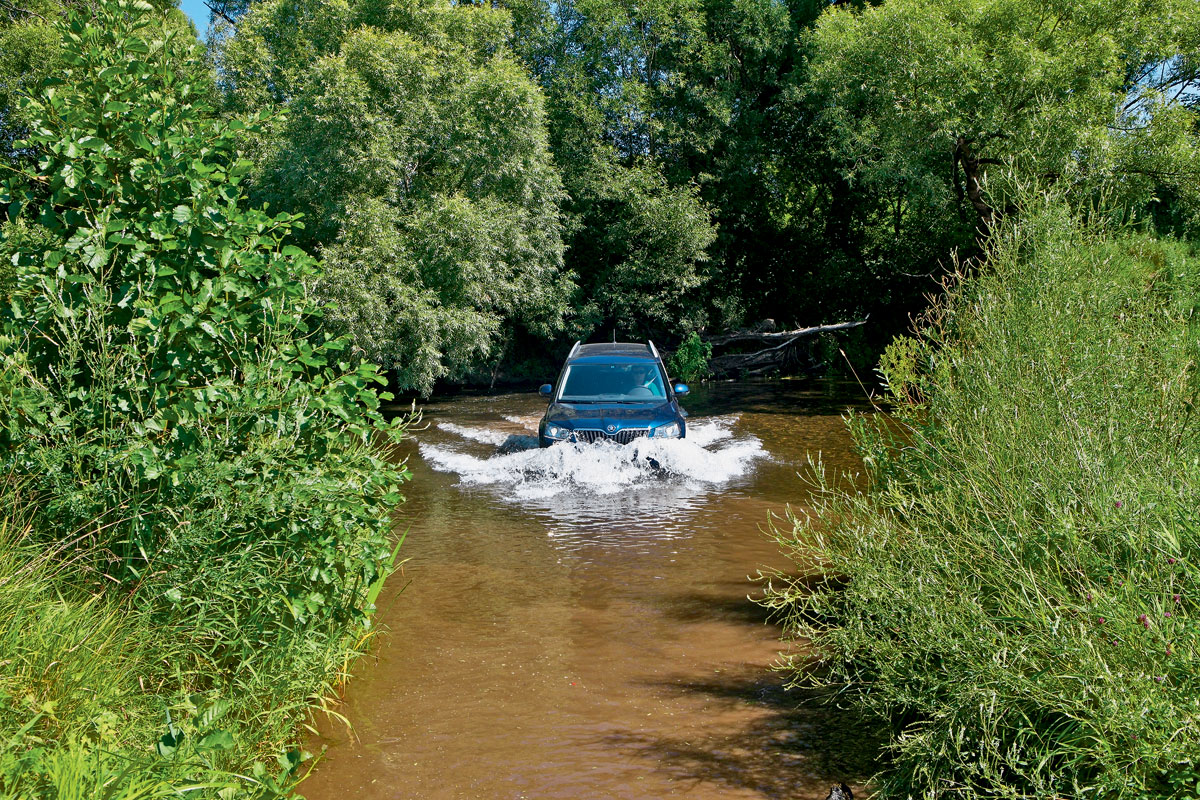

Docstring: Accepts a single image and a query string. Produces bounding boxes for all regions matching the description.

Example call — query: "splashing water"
[419,415,769,542]
[435,422,538,453]
[420,415,766,500]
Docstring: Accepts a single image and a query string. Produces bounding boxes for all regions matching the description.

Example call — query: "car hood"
[544,401,677,428]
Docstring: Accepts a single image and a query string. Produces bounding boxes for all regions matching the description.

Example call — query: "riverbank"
[767,202,1200,797]
[0,509,336,796]
[0,491,408,797]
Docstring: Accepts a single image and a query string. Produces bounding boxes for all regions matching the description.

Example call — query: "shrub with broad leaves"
[0,0,410,656]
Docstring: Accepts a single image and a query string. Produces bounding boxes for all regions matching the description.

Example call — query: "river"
[300,379,879,799]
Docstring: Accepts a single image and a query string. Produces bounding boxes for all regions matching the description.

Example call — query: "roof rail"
[647,340,660,360]
[568,340,581,358]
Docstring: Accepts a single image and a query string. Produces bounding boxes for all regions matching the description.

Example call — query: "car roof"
[569,342,656,363]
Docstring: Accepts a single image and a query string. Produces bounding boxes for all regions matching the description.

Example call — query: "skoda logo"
[606,424,617,433]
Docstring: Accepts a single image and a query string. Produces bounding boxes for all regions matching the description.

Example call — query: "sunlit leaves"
[804,0,1200,233]
[220,0,569,393]
[0,0,410,659]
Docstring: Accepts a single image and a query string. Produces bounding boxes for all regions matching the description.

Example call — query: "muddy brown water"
[301,379,879,800]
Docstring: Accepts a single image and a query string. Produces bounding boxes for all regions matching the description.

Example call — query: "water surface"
[302,379,878,799]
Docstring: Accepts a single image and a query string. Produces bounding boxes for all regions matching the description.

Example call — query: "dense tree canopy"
[218,0,568,392]
[501,0,725,340]
[6,0,1195,386]
[804,0,1200,238]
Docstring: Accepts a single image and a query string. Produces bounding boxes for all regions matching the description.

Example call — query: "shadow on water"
[657,586,780,626]
[682,379,879,419]
[605,670,883,800]
[495,433,538,454]
[632,586,882,798]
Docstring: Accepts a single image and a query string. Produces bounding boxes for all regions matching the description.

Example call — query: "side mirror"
[673,383,689,397]
[539,384,554,398]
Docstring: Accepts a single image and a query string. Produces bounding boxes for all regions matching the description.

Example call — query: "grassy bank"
[0,489,406,798]
[765,202,1200,798]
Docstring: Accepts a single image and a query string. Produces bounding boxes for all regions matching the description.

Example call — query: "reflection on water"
[301,379,881,800]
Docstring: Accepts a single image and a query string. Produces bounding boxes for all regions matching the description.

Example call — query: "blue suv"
[537,341,689,448]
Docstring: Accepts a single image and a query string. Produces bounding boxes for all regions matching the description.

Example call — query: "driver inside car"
[628,365,663,397]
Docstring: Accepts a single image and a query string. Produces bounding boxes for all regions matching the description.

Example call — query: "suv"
[537,341,689,448]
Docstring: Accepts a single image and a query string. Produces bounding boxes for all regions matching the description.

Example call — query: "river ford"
[301,379,878,800]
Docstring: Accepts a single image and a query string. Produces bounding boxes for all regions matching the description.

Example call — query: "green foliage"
[508,0,731,168]
[567,160,715,337]
[504,0,965,356]
[502,0,721,341]
[804,0,1200,234]
[0,219,52,304]
[1,0,206,162]
[666,330,711,383]
[0,2,410,792]
[217,0,568,394]
[1,0,407,624]
[208,0,1198,385]
[0,10,57,161]
[0,504,329,797]
[764,201,1200,797]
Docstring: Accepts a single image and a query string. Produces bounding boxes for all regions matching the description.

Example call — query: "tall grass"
[765,202,1200,798]
[0,508,163,795]
[0,487,395,798]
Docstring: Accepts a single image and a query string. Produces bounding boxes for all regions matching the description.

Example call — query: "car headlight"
[545,424,570,440]
[651,422,681,438]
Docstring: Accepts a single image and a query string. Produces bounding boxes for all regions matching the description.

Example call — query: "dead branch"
[700,317,869,378]
[703,317,869,347]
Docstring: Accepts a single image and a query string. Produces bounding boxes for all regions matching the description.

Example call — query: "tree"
[217,0,570,393]
[568,158,715,336]
[803,0,1200,240]
[503,0,722,341]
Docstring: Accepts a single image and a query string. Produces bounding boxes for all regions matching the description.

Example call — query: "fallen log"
[704,317,869,347]
[702,317,868,378]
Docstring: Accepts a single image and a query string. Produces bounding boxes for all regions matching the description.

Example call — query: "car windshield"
[558,363,667,402]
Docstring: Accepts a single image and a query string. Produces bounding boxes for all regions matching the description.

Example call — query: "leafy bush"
[666,331,711,383]
[2,0,406,626]
[0,1,410,791]
[0,220,52,303]
[764,201,1200,798]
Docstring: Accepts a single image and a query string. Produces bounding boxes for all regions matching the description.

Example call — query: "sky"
[177,0,208,38]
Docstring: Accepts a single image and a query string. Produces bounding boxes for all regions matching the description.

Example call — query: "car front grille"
[572,428,649,445]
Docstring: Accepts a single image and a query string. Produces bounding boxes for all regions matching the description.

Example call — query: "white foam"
[684,414,739,448]
[437,422,538,453]
[419,416,766,501]
[502,414,540,431]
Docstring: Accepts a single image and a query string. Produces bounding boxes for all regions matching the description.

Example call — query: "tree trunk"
[954,136,996,241]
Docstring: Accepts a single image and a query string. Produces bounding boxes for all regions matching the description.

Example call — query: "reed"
[765,200,1200,798]
[0,481,403,798]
